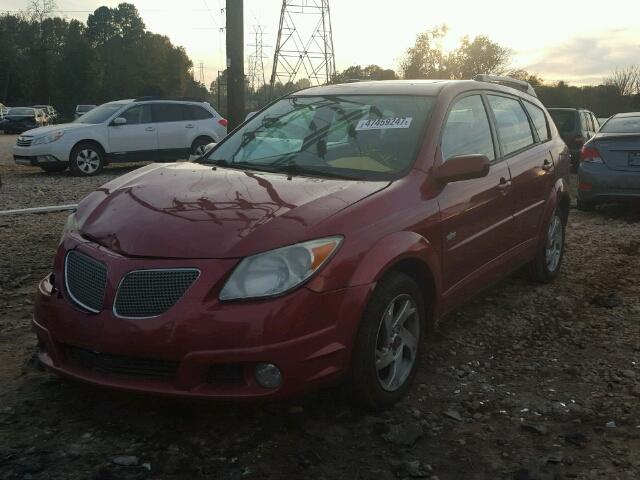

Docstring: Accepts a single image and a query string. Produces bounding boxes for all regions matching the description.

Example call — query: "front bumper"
[33,239,371,400]
[577,162,640,202]
[14,142,70,165]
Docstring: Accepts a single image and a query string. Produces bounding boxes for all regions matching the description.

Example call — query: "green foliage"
[332,64,398,83]
[0,3,209,117]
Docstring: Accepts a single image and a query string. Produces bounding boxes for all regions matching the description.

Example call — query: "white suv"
[13,97,227,176]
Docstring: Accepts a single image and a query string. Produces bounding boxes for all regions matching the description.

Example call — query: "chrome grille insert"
[16,136,33,147]
[113,269,200,319]
[65,251,107,313]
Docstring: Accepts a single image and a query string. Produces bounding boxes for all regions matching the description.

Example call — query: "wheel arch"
[70,139,107,158]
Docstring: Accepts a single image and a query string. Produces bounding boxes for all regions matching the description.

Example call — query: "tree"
[507,69,544,87]
[333,64,398,83]
[604,66,640,96]
[400,25,449,79]
[447,35,511,79]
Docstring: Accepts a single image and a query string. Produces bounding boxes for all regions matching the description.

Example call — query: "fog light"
[255,363,282,389]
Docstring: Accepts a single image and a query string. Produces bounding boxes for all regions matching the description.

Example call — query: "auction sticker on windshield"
[356,117,413,130]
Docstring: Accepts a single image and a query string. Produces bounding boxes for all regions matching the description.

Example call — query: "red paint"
[34,80,571,400]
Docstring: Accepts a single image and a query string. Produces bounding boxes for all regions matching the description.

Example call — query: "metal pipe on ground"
[0,204,78,216]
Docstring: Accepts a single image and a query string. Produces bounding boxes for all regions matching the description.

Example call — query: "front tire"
[527,208,565,283]
[190,136,214,158]
[351,272,424,410]
[69,142,104,177]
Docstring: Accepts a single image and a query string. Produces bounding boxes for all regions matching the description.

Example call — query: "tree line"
[0,2,208,118]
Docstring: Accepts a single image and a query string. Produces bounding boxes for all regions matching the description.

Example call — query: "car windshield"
[599,116,640,134]
[73,103,124,124]
[8,108,34,116]
[204,95,434,181]
[549,110,575,134]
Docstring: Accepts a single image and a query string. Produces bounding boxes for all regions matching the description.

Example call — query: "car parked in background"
[597,117,610,127]
[33,77,571,409]
[74,104,96,119]
[14,97,228,175]
[34,105,58,124]
[577,112,640,211]
[0,103,9,119]
[548,108,599,169]
[2,107,46,133]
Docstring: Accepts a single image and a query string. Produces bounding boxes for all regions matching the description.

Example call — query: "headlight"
[59,213,78,244]
[33,130,64,145]
[219,236,343,300]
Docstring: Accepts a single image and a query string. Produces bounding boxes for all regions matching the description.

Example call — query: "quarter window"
[442,95,495,161]
[188,105,213,120]
[524,101,550,142]
[487,95,535,156]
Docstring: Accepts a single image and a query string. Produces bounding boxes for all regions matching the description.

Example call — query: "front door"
[437,93,516,300]
[108,104,157,161]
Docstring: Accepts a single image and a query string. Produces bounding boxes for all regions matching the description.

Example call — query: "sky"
[4,0,640,87]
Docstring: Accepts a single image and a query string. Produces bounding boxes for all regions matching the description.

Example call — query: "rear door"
[152,103,191,159]
[438,93,516,295]
[487,94,553,244]
[108,104,158,160]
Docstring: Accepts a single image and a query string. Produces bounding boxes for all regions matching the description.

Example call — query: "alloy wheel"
[76,149,100,174]
[375,294,420,392]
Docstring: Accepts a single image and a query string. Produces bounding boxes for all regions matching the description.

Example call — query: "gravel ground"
[1,132,640,480]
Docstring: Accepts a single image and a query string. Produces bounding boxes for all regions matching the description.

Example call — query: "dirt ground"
[1,132,639,480]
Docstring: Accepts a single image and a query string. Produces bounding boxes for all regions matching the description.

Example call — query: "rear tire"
[576,199,595,212]
[351,272,425,411]
[40,164,68,173]
[69,142,104,177]
[527,208,565,283]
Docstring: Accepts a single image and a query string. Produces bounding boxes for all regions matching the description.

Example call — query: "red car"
[34,77,571,409]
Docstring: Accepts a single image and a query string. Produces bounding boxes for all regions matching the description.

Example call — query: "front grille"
[64,346,178,379]
[114,269,200,318]
[65,251,108,313]
[16,136,33,147]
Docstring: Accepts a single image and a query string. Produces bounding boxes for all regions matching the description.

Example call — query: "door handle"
[497,177,511,193]
[185,124,195,128]
[145,126,155,132]
[542,159,553,171]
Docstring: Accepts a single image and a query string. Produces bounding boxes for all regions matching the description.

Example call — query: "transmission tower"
[197,62,205,84]
[271,0,336,87]
[247,25,269,92]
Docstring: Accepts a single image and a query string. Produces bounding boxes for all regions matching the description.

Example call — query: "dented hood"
[76,163,388,258]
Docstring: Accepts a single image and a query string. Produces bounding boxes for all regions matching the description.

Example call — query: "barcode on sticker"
[356,117,413,130]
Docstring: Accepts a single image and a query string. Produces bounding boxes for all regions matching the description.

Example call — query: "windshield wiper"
[271,162,356,180]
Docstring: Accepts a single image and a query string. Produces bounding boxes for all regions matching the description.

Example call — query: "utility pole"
[226,0,244,130]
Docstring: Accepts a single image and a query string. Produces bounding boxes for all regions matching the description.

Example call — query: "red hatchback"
[34,78,570,409]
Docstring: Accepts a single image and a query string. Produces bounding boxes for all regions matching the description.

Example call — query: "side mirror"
[198,142,217,158]
[112,117,127,126]
[434,154,490,184]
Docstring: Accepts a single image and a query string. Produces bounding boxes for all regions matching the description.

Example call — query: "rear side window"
[487,95,535,156]
[524,101,550,142]
[152,103,185,122]
[442,95,495,161]
[188,105,213,120]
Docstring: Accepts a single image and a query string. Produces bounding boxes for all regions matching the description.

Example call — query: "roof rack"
[133,96,206,103]
[473,74,537,98]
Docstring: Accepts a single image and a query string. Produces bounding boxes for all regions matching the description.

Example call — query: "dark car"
[34,77,570,409]
[2,107,44,134]
[577,112,640,210]
[548,108,599,169]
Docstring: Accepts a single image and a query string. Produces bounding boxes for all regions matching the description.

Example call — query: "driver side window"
[442,95,495,162]
[120,105,152,125]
